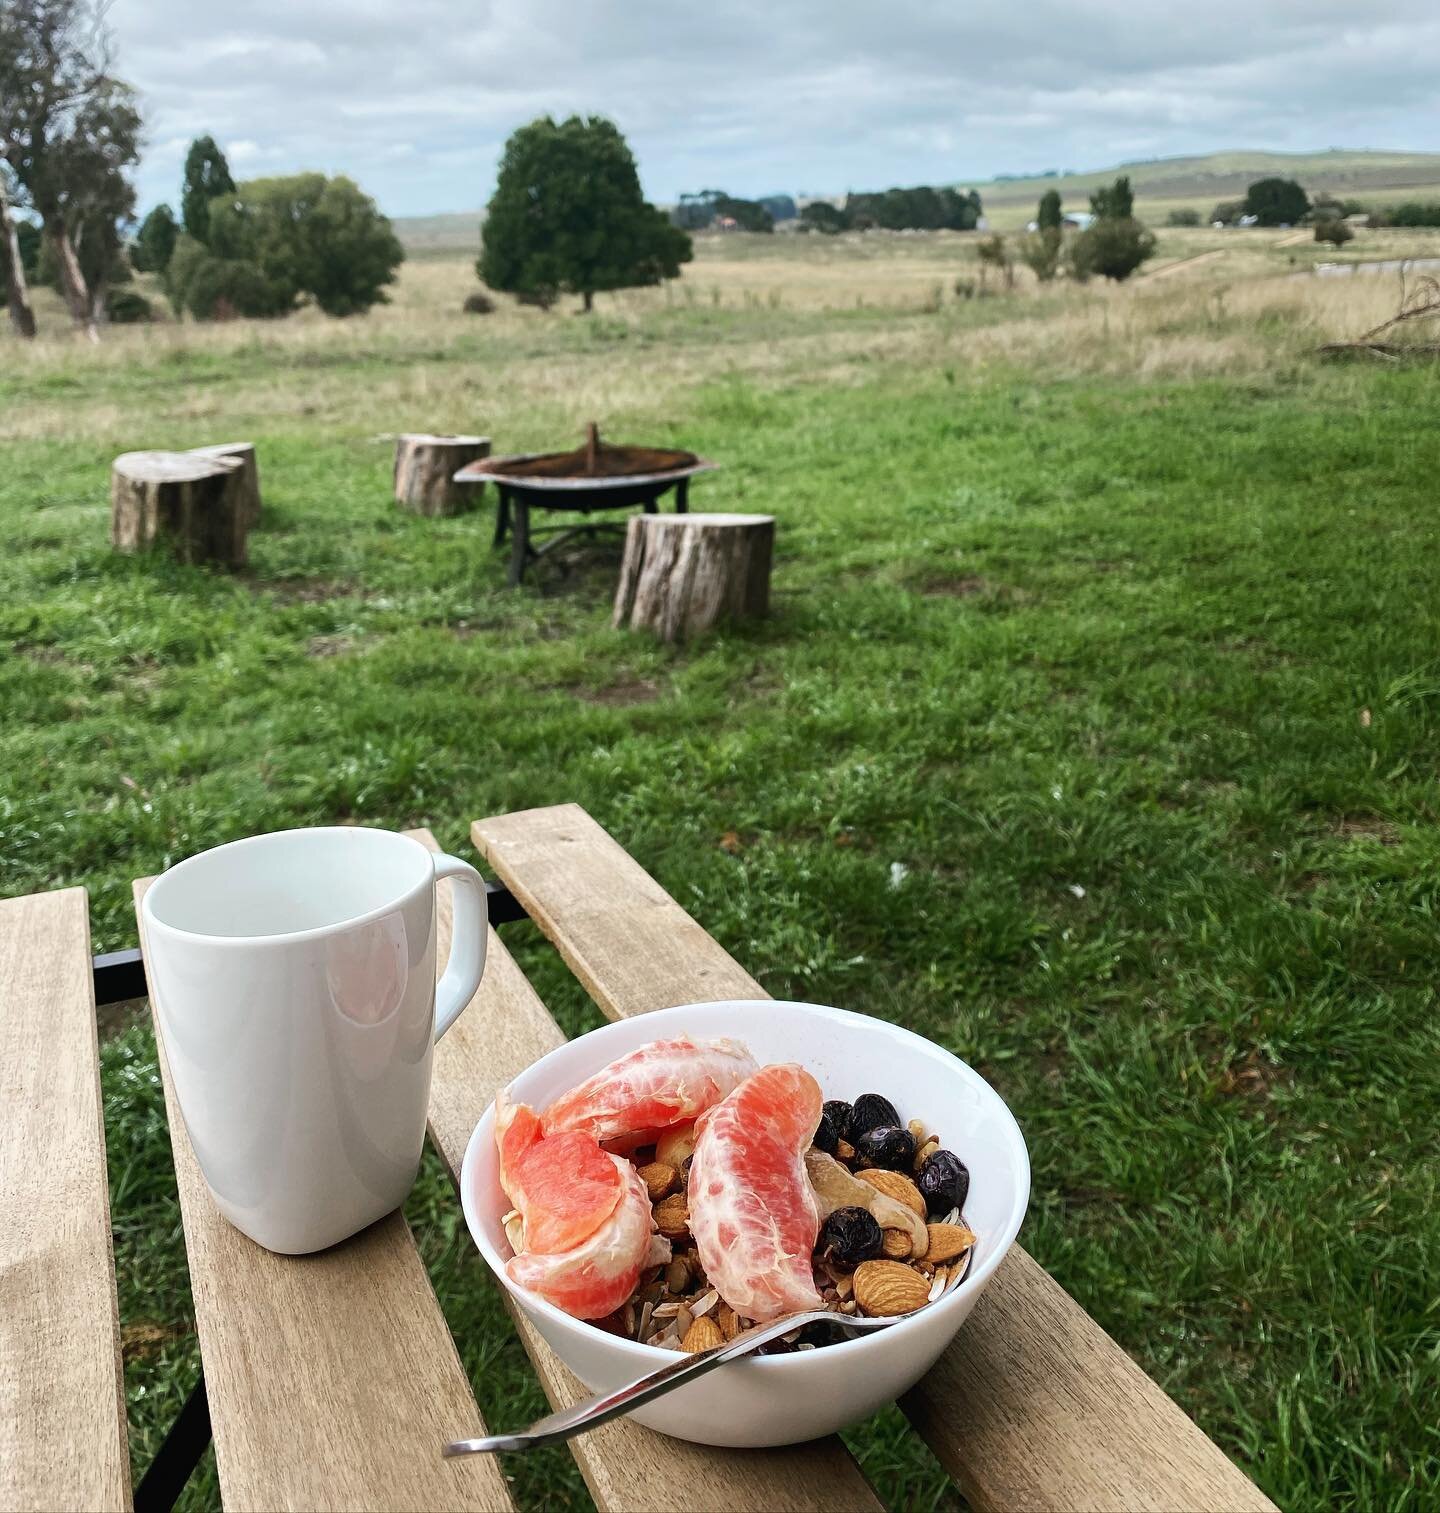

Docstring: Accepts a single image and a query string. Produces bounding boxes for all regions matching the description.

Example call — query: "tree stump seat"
[394,434,491,517]
[613,512,774,642]
[110,450,250,568]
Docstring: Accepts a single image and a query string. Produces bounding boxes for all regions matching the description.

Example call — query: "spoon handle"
[443,1312,824,1455]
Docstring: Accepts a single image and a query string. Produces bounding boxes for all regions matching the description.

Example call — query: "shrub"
[1166,208,1201,227]
[1037,189,1063,231]
[1315,219,1354,247]
[1387,201,1440,228]
[462,291,496,315]
[105,288,153,323]
[514,287,557,310]
[208,174,403,317]
[977,234,1014,289]
[1019,227,1062,282]
[166,235,292,319]
[1210,200,1244,226]
[1090,176,1134,220]
[1070,218,1157,281]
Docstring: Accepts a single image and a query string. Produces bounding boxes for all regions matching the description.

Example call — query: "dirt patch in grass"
[1214,1048,1294,1101]
[249,576,363,605]
[571,675,662,707]
[920,573,992,598]
[121,1319,193,1362]
[1334,815,1400,843]
[307,633,364,659]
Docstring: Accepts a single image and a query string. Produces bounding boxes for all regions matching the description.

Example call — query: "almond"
[835,1137,855,1161]
[655,1121,697,1169]
[857,1168,926,1218]
[716,1302,741,1340]
[880,1227,912,1259]
[680,1315,725,1352]
[653,1193,689,1240]
[925,1221,976,1264]
[853,1260,931,1317]
[638,1162,678,1202]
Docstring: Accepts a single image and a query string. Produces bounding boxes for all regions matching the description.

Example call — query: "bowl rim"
[460,998,1031,1371]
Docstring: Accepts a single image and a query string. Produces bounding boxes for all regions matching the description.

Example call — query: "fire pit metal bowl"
[454,428,717,585]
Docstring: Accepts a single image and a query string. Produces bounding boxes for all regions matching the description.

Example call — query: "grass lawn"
[3,243,1439,1511]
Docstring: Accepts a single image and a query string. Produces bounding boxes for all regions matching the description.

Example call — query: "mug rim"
[142,825,436,947]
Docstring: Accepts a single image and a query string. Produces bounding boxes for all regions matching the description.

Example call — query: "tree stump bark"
[393,434,491,516]
[613,512,774,642]
[189,442,261,526]
[111,451,249,568]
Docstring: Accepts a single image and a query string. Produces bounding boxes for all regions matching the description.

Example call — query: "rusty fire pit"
[454,423,717,585]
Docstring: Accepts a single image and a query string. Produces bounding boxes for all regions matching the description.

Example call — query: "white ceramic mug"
[141,826,488,1254]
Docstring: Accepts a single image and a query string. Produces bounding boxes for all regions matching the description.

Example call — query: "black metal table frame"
[95,880,532,1513]
[492,474,691,587]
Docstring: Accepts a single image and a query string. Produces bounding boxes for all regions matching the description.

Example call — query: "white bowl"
[459,1000,1030,1447]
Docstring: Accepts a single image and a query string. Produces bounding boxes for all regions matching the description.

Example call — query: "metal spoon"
[444,1308,918,1456]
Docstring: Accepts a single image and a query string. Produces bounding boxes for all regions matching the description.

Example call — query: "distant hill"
[968,149,1440,228]
[393,210,483,256]
[394,149,1440,248]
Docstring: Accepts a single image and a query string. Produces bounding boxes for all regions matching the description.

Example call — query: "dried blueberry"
[817,1205,883,1267]
[823,1099,852,1140]
[847,1093,901,1141]
[854,1124,917,1171]
[812,1102,847,1155]
[916,1149,970,1216]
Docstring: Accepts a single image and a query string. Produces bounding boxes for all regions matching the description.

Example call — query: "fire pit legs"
[675,478,690,514]
[507,497,532,587]
[494,487,512,548]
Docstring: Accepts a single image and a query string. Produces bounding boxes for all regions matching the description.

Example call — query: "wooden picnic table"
[0,805,1279,1513]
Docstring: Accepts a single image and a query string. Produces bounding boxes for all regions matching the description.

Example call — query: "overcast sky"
[111,1,1440,218]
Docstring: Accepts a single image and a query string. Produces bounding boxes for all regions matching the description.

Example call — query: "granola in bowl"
[493,1036,975,1350]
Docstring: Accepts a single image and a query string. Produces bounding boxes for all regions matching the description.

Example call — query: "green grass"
[5,282,1440,1511]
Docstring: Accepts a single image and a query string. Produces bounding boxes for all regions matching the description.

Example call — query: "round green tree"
[479,116,692,312]
[1243,177,1309,227]
[1037,188,1063,230]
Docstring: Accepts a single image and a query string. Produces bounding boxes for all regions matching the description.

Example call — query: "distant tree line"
[799,185,984,235]
[671,189,789,233]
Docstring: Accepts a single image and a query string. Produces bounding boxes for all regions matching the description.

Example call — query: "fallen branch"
[1318,272,1440,360]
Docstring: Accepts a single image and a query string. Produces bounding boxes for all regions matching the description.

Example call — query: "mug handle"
[431,853,489,1042]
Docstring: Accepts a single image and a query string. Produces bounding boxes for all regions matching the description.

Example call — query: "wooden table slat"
[471,803,1277,1513]
[414,829,882,1513]
[0,889,131,1513]
[131,878,513,1513]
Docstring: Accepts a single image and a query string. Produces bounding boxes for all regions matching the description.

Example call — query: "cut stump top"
[625,512,772,528]
[112,450,242,483]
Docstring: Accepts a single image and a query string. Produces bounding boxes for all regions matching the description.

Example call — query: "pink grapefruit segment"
[506,1156,654,1319]
[688,1063,824,1321]
[541,1036,758,1145]
[495,1090,623,1255]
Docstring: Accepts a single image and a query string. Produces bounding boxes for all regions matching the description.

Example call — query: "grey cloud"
[109,1,1440,215]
